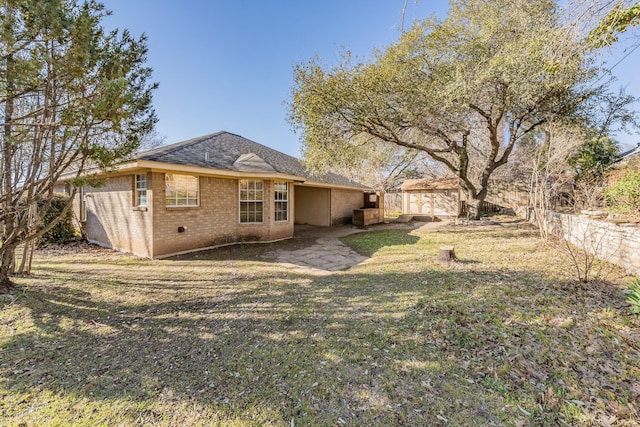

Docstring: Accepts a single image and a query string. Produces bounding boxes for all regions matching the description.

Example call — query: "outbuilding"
[400,178,461,220]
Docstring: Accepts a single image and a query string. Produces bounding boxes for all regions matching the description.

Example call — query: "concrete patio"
[262,222,430,274]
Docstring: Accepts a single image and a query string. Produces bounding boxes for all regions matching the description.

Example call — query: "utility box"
[353,191,384,226]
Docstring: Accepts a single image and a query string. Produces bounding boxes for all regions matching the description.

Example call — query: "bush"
[626,278,640,315]
[38,194,79,246]
[604,170,640,214]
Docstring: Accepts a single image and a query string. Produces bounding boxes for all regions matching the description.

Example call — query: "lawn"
[1,219,639,426]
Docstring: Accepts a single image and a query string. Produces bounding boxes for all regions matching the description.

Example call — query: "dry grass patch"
[1,219,639,426]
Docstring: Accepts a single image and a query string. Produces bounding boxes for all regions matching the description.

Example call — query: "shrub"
[626,278,640,315]
[604,170,640,214]
[38,194,79,246]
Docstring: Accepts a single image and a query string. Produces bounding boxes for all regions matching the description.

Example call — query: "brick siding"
[81,173,296,258]
[82,175,154,257]
[330,188,365,225]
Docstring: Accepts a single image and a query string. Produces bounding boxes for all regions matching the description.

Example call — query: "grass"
[1,219,639,426]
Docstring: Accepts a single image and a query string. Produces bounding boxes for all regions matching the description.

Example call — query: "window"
[135,174,147,207]
[274,181,288,222]
[165,173,199,207]
[239,179,263,223]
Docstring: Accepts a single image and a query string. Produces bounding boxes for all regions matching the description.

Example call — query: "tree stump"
[437,246,457,262]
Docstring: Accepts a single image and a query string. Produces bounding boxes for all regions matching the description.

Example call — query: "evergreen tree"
[0,0,157,292]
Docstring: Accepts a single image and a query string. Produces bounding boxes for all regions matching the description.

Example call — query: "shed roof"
[401,178,460,191]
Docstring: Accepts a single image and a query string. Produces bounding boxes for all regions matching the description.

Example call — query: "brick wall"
[151,175,294,257]
[83,175,154,257]
[330,188,364,225]
[294,186,330,226]
[80,173,367,258]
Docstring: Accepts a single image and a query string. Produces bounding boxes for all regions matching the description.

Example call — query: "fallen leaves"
[1,220,638,425]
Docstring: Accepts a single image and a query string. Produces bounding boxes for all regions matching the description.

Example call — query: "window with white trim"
[135,174,147,207]
[274,181,288,222]
[239,179,263,223]
[165,173,199,207]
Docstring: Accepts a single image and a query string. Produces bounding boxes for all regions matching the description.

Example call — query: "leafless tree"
[529,124,584,239]
[139,130,168,151]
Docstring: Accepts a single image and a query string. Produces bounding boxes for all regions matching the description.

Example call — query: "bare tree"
[558,215,611,283]
[528,124,584,239]
[139,130,168,151]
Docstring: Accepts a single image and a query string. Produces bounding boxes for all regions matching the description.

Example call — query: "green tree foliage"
[38,194,78,246]
[626,277,640,315]
[568,135,620,181]
[0,0,157,291]
[588,1,640,47]
[290,0,598,219]
[604,169,640,213]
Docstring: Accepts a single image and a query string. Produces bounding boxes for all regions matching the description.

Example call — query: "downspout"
[328,188,332,226]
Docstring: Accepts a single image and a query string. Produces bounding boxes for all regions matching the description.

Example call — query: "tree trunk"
[459,183,487,220]
[16,240,34,275]
[466,198,483,220]
[0,247,15,293]
[1,51,16,295]
[0,276,14,294]
[437,246,457,262]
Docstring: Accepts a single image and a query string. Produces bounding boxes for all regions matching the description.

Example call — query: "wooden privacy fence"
[459,200,504,217]
[384,192,403,216]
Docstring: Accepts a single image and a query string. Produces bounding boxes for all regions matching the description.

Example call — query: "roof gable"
[233,153,277,172]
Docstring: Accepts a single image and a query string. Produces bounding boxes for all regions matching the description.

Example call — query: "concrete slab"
[263,221,442,274]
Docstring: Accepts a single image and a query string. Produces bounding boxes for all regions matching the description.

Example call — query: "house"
[60,131,371,258]
[606,142,640,186]
[400,178,461,219]
[617,142,640,168]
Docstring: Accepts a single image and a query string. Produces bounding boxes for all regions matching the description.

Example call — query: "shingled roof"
[620,142,640,158]
[618,142,640,164]
[401,178,460,191]
[136,131,367,188]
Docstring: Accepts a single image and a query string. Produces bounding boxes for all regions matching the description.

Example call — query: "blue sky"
[102,1,639,156]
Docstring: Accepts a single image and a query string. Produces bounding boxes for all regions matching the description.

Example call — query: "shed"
[400,178,461,219]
